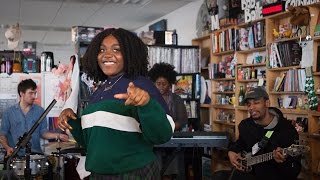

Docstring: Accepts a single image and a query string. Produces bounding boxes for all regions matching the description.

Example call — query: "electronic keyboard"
[155,131,229,148]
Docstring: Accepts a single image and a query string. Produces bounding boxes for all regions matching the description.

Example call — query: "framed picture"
[173,73,200,100]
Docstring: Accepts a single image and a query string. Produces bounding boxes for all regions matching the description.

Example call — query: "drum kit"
[10,154,49,177]
[7,137,86,180]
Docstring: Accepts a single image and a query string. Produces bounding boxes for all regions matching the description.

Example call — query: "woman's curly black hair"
[148,62,177,85]
[82,28,149,83]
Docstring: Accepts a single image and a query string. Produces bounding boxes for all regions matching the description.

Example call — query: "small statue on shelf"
[272,29,280,39]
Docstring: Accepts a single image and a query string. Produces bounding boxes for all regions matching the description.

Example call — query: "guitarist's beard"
[249,111,263,121]
[249,108,269,125]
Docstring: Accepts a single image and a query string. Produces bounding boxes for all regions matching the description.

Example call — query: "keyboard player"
[148,63,188,180]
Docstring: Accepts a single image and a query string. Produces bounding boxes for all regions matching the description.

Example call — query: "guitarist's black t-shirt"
[229,107,301,180]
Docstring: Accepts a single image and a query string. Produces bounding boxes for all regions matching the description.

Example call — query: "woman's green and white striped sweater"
[69,76,174,174]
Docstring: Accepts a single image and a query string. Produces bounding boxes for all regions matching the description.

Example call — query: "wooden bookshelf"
[192,3,320,177]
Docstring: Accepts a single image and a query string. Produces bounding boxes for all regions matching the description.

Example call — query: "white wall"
[135,0,203,46]
[31,0,204,65]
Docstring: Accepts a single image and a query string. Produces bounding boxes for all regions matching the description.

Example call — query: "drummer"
[0,79,69,156]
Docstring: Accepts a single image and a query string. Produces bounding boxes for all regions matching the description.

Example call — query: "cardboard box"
[72,26,104,42]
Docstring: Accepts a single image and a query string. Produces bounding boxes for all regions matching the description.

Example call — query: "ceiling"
[0,0,199,49]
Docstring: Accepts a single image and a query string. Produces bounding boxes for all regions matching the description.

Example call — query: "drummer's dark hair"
[17,79,37,97]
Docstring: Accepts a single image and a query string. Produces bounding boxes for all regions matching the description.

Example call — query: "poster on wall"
[0,74,19,122]
[42,72,69,117]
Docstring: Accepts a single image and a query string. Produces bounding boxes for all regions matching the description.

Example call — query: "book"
[317,45,320,72]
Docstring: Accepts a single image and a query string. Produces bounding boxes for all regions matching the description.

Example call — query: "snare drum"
[11,154,49,177]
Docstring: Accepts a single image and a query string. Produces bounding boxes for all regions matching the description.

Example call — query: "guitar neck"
[246,148,288,166]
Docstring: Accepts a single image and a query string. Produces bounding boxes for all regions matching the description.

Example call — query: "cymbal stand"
[55,133,62,180]
[24,142,32,180]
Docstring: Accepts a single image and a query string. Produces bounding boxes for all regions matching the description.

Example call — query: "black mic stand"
[5,99,57,180]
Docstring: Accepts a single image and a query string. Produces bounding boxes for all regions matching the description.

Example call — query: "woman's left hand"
[114,82,150,106]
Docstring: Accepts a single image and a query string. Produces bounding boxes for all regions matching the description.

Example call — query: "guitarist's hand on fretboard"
[273,147,286,163]
[228,151,246,171]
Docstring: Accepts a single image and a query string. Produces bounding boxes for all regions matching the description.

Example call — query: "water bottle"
[46,56,52,72]
[40,53,47,72]
[172,29,178,45]
[0,56,5,73]
[5,57,13,75]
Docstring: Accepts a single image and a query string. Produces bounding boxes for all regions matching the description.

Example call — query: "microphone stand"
[5,99,57,180]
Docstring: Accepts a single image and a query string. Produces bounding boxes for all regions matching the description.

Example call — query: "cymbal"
[52,147,86,155]
[43,141,76,149]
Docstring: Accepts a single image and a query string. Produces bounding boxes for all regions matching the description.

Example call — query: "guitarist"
[214,87,301,180]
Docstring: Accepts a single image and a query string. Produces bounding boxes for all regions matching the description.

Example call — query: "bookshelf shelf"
[201,66,209,70]
[279,108,308,115]
[212,91,235,94]
[212,78,236,81]
[313,71,320,76]
[236,47,266,54]
[273,36,305,43]
[267,10,291,20]
[213,50,234,56]
[313,36,320,42]
[268,65,301,71]
[238,63,266,68]
[200,104,211,108]
[213,120,235,127]
[237,18,265,28]
[236,106,248,111]
[310,133,320,139]
[212,104,235,109]
[269,91,306,95]
[238,79,262,83]
[310,111,320,116]
[192,34,211,42]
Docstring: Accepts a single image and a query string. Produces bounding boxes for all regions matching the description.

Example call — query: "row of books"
[237,21,266,51]
[269,41,301,68]
[212,28,235,53]
[211,21,266,53]
[185,101,198,118]
[273,68,306,92]
[207,57,235,79]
